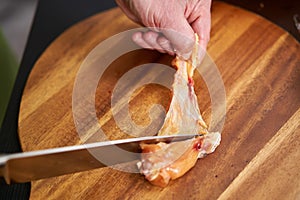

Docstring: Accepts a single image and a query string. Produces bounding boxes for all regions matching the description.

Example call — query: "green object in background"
[0,30,19,127]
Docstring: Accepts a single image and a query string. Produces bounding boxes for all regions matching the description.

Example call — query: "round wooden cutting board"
[18,1,300,200]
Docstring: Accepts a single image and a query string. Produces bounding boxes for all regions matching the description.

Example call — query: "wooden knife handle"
[0,156,9,184]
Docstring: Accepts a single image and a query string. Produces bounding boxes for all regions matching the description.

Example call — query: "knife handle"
[0,156,9,184]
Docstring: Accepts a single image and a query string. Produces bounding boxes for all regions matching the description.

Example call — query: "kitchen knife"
[0,134,199,184]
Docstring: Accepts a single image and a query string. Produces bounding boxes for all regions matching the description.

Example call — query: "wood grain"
[18,2,300,200]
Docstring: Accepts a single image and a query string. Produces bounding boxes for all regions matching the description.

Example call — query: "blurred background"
[0,0,38,61]
[0,0,37,126]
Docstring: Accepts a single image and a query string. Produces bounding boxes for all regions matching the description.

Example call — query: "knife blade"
[0,134,199,184]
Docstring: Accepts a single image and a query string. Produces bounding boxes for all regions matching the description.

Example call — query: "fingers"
[161,17,195,59]
[192,14,211,51]
[132,32,154,50]
[142,31,166,53]
[157,36,174,56]
[131,17,210,61]
[192,16,211,62]
[117,0,211,61]
[132,31,175,56]
[191,1,212,61]
[132,19,196,59]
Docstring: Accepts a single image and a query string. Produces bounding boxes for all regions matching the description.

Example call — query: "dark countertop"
[0,0,299,199]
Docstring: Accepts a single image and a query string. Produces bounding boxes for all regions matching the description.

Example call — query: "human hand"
[116,0,211,60]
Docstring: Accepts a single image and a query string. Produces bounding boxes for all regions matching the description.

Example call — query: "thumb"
[161,17,195,60]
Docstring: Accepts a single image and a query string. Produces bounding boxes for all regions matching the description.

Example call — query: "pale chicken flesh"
[138,35,221,187]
